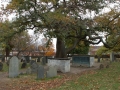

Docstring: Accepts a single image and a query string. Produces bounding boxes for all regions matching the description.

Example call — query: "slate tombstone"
[21,62,27,68]
[42,57,47,65]
[26,67,32,74]
[30,62,39,73]
[25,56,30,63]
[30,60,36,66]
[1,57,5,62]
[110,52,115,62]
[9,56,19,78]
[37,65,44,79]
[0,62,3,71]
[21,59,23,62]
[46,66,57,78]
[6,57,11,66]
[21,59,26,63]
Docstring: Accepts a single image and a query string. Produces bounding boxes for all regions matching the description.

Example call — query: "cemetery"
[0,0,120,90]
[0,53,119,89]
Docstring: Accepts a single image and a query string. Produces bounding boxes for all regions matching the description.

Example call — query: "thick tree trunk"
[55,38,67,58]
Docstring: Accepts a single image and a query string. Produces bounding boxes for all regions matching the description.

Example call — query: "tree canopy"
[0,20,36,57]
[95,5,120,50]
[1,0,118,58]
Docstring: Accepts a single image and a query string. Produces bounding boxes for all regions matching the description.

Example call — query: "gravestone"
[98,56,101,62]
[6,57,12,66]
[37,65,44,79]
[30,62,39,73]
[30,60,36,66]
[21,62,27,68]
[0,62,3,71]
[46,66,57,78]
[41,57,47,65]
[25,56,30,63]
[1,57,5,62]
[110,52,115,62]
[9,56,19,78]
[26,67,32,74]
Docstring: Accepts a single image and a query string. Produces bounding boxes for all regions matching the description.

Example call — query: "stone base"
[48,58,70,73]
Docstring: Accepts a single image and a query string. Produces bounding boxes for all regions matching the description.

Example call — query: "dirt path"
[70,62,100,74]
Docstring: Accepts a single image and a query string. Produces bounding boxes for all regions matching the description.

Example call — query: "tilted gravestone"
[0,62,3,71]
[30,60,36,66]
[46,66,57,78]
[37,65,44,79]
[9,56,19,78]
[30,62,39,73]
[21,62,27,69]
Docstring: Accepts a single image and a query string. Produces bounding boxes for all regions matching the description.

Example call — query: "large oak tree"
[2,0,117,58]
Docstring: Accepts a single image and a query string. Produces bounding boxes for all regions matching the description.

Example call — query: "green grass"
[2,62,9,72]
[52,62,120,90]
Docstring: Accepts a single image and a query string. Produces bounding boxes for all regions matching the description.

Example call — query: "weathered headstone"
[6,57,12,66]
[1,57,5,62]
[30,62,39,73]
[42,57,47,65]
[24,56,30,63]
[110,52,115,62]
[21,62,27,68]
[9,56,19,78]
[6,60,9,66]
[30,60,36,66]
[0,62,3,71]
[98,56,101,62]
[26,67,32,74]
[37,65,44,79]
[46,66,57,78]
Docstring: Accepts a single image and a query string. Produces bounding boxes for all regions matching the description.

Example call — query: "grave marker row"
[8,56,57,79]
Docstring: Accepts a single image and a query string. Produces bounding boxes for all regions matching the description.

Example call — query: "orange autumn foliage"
[38,41,55,56]
[45,48,55,56]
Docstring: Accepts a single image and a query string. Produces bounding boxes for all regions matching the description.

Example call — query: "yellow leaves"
[38,40,55,56]
[45,49,55,56]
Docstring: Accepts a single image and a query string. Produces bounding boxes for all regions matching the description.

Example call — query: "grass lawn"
[52,62,120,90]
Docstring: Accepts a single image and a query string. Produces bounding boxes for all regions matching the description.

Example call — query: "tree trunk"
[55,38,67,58]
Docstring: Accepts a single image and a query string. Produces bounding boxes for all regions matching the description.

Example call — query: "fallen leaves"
[0,73,78,90]
[0,69,98,90]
